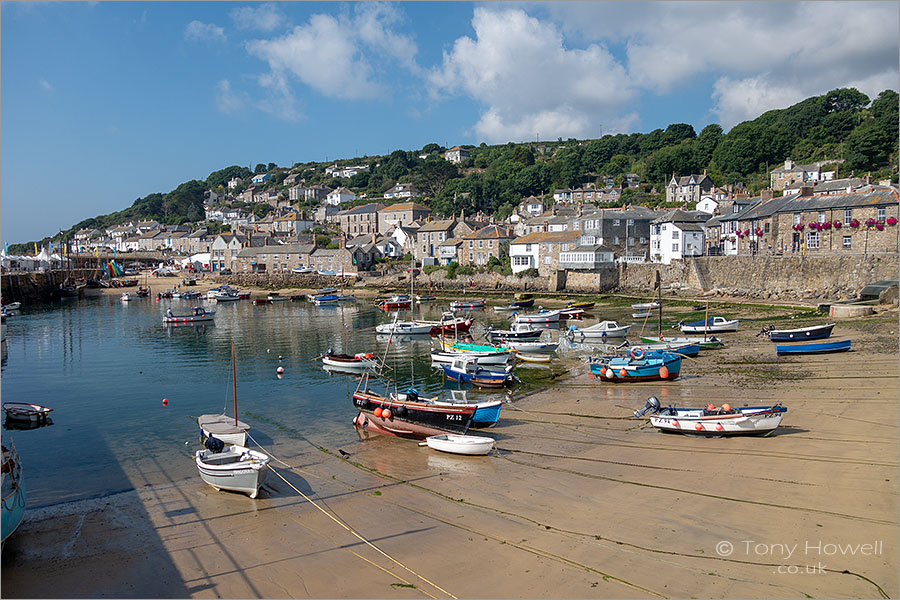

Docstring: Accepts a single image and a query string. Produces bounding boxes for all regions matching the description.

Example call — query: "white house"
[251,173,271,184]
[227,176,243,189]
[558,244,615,270]
[696,197,719,214]
[383,183,419,199]
[325,187,357,206]
[443,146,470,163]
[509,231,580,275]
[650,210,705,264]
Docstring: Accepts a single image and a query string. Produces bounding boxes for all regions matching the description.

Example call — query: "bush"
[423,264,443,275]
[516,268,540,278]
[446,261,459,279]
[457,265,475,276]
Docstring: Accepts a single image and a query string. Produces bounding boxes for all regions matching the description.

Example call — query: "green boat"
[441,339,513,354]
[639,335,724,349]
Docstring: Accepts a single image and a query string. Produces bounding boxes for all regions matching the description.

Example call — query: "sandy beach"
[2,288,897,599]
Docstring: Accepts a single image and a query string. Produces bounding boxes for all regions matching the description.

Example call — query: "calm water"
[2,294,641,507]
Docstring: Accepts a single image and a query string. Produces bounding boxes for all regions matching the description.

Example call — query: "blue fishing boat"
[589,349,681,382]
[440,357,515,388]
[396,389,502,428]
[759,323,835,342]
[775,339,851,355]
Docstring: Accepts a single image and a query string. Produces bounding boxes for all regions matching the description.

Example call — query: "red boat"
[430,315,472,336]
[253,298,272,305]
[376,295,412,310]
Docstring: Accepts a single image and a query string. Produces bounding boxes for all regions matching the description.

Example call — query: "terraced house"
[458,225,513,267]
[378,202,431,233]
[509,230,581,276]
[337,203,385,237]
[415,215,477,264]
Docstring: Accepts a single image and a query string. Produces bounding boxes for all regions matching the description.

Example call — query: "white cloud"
[184,20,225,43]
[255,71,302,121]
[547,1,899,128]
[230,3,285,32]
[245,4,418,103]
[39,79,53,93]
[429,7,634,143]
[215,79,245,114]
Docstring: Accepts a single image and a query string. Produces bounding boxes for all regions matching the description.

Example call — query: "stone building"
[337,203,384,238]
[458,225,513,267]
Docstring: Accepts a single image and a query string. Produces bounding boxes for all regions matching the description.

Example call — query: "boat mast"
[231,342,238,427]
[655,270,662,341]
[704,301,710,342]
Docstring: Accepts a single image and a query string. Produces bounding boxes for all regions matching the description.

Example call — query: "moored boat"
[2,442,26,543]
[163,306,215,324]
[449,298,486,310]
[3,402,53,422]
[195,441,269,498]
[513,309,560,324]
[565,301,595,310]
[633,396,787,436]
[396,389,502,428]
[639,335,723,349]
[590,349,681,382]
[558,308,585,320]
[199,343,250,446]
[430,349,512,366]
[775,339,851,355]
[679,316,739,333]
[423,434,495,455]
[375,320,433,335]
[485,322,543,341]
[440,357,515,388]
[566,320,629,339]
[376,295,412,310]
[759,323,835,342]
[631,301,660,310]
[321,348,379,371]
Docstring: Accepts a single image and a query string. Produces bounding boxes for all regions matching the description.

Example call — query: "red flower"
[833,221,842,229]
[887,217,898,226]
[865,218,877,227]
[823,221,832,230]
[876,222,885,231]
[849,219,860,228]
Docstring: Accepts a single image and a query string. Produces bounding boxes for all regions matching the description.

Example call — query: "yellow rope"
[267,465,458,600]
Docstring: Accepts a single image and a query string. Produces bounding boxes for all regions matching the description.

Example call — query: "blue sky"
[3,1,898,245]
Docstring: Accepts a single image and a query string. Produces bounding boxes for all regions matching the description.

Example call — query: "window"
[562,243,569,251]
[806,231,819,249]
[793,213,801,225]
[640,237,646,244]
[818,211,826,223]
[513,256,530,267]
[764,222,770,233]
[544,256,551,265]
[468,240,474,248]
[672,230,680,240]
[469,252,473,260]
[478,240,483,248]
[613,219,620,226]
[672,243,680,252]
[488,240,493,248]
[614,236,620,245]
[877,208,886,221]
[844,209,852,222]
[627,219,634,226]
[628,237,634,247]
[525,244,532,252]
[843,236,851,249]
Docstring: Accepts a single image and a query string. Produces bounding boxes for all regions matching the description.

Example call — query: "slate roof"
[511,230,581,245]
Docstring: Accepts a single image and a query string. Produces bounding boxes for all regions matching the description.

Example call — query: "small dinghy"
[632,312,651,319]
[567,320,629,339]
[775,339,851,355]
[513,309,560,324]
[504,340,558,353]
[430,349,512,366]
[321,348,379,371]
[449,299,486,310]
[163,307,216,324]
[631,301,660,310]
[422,434,495,455]
[759,323,835,342]
[633,396,787,436]
[2,402,53,422]
[485,322,544,341]
[679,316,739,333]
[195,438,269,498]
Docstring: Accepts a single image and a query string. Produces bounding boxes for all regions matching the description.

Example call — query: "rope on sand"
[246,433,457,600]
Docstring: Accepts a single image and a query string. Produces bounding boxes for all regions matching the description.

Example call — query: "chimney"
[799,185,814,198]
[761,189,774,202]
[785,158,793,170]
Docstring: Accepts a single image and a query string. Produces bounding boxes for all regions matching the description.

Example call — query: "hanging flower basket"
[793,223,805,231]
[833,221,842,229]
[823,221,832,230]
[754,228,764,236]
[887,217,898,226]
[865,218,877,227]
[876,222,885,231]
[849,219,860,228]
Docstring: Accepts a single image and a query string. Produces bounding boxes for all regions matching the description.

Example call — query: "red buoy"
[716,423,724,431]
[374,407,383,418]
[162,398,168,406]
[695,423,703,431]
[619,368,627,377]
[707,404,716,411]
[599,366,607,376]
[276,366,284,374]
[722,403,732,411]
[671,420,679,427]
[659,366,669,379]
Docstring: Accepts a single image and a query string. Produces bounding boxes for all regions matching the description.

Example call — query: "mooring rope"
[244,433,457,600]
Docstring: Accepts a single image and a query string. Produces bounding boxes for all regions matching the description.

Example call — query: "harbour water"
[1,294,631,507]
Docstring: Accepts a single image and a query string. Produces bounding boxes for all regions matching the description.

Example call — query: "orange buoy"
[382,408,392,420]
[706,404,715,411]
[671,420,679,427]
[162,398,168,406]
[722,403,732,411]
[716,423,724,431]
[374,407,383,418]
[694,423,703,431]
[619,368,627,377]
[599,366,607,376]
[659,366,669,379]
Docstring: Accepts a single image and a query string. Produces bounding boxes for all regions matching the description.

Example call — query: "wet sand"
[3,295,897,598]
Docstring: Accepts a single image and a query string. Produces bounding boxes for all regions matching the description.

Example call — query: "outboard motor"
[204,435,225,454]
[633,396,661,418]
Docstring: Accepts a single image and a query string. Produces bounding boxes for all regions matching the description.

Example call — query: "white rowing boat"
[422,434,495,455]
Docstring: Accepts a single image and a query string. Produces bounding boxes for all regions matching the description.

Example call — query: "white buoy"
[276,366,285,375]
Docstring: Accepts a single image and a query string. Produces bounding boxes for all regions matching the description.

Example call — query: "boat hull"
[514,310,560,323]
[1,445,26,543]
[425,434,495,455]
[163,312,216,324]
[680,318,739,333]
[767,323,835,342]
[775,340,851,355]
[2,403,53,422]
[322,354,378,370]
[649,406,786,436]
[430,351,511,366]
[440,364,511,387]
[352,391,475,438]
[640,336,723,348]
[590,353,681,382]
[195,446,269,498]
[198,414,250,446]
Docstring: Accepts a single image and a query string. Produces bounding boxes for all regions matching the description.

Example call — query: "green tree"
[254,163,267,174]
[821,88,870,113]
[844,121,892,172]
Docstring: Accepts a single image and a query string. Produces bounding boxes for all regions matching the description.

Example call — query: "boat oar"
[417,441,428,446]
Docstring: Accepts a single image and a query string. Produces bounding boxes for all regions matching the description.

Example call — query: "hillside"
[13,87,898,255]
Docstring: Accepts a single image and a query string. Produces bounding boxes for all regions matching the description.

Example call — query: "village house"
[509,230,581,275]
[666,172,715,204]
[337,203,385,237]
[138,231,161,252]
[415,214,477,263]
[136,220,160,234]
[378,202,431,233]
[325,187,357,206]
[210,233,247,272]
[732,188,899,256]
[783,176,868,197]
[326,164,370,178]
[383,183,420,200]
[458,225,513,267]
[223,208,257,228]
[518,196,545,218]
[770,158,838,192]
[227,176,243,189]
[558,244,615,271]
[572,207,658,260]
[388,224,419,255]
[650,210,705,264]
[437,238,463,265]
[273,212,315,236]
[185,228,213,255]
[443,146,470,163]
[251,173,271,184]
[123,235,142,252]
